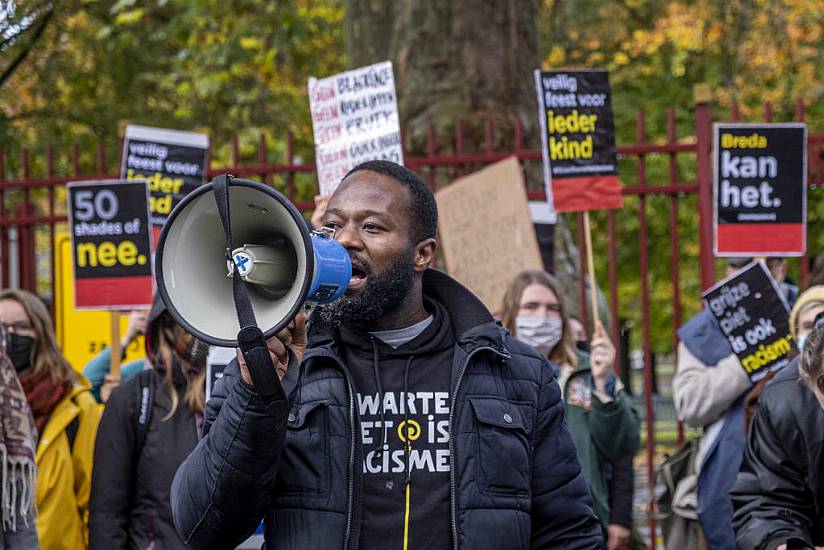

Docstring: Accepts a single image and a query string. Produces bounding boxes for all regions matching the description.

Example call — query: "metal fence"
[2,97,823,544]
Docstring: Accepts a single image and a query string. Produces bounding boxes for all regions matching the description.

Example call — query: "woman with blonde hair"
[89,295,207,550]
[501,270,641,549]
[0,288,100,550]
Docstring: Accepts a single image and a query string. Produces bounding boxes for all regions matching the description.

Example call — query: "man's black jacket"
[731,361,824,549]
[170,269,602,549]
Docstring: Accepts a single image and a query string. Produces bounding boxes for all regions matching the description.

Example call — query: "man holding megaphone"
[168,161,602,549]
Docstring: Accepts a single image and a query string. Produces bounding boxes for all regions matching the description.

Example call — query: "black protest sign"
[68,180,153,309]
[121,125,209,228]
[702,262,792,382]
[714,123,806,256]
[533,69,622,212]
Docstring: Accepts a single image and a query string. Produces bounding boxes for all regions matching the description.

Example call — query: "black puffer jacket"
[89,366,199,550]
[731,360,824,549]
[171,269,602,549]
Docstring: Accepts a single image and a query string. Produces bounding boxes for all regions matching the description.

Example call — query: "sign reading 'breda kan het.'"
[534,69,622,212]
[714,123,807,256]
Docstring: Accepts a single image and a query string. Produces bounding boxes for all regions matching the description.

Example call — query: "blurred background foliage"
[2,0,822,352]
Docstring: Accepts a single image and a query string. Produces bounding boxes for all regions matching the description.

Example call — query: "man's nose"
[334,223,364,251]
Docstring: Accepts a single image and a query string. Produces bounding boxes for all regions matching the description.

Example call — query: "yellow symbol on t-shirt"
[397,420,422,443]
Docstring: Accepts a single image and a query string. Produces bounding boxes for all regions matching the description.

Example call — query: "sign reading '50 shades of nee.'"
[308,61,403,196]
[534,69,622,213]
[67,181,153,309]
[121,125,209,229]
[714,123,807,256]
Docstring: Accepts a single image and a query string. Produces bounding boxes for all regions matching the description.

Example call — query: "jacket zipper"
[449,345,511,550]
[304,349,359,550]
[342,371,357,550]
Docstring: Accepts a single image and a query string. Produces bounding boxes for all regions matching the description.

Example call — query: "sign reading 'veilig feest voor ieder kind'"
[714,123,806,256]
[120,125,209,234]
[534,69,622,213]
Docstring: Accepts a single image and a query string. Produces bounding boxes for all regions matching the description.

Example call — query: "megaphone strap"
[213,174,286,404]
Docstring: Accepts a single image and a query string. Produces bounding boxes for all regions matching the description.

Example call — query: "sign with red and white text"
[308,61,403,196]
[67,180,153,309]
[534,69,622,212]
[714,123,807,256]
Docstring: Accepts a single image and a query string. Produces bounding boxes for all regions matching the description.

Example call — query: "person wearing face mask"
[0,288,101,550]
[790,286,824,353]
[501,270,641,550]
[0,323,40,549]
[731,312,824,550]
[89,294,207,550]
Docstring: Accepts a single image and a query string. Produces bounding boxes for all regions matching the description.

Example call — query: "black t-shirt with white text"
[338,298,454,550]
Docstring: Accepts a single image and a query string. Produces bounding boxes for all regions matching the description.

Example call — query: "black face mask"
[7,333,34,373]
[575,340,590,354]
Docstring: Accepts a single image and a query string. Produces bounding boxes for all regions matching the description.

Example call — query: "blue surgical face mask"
[797,333,808,352]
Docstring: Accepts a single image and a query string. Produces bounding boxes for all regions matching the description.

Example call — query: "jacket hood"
[677,309,733,366]
[308,269,503,353]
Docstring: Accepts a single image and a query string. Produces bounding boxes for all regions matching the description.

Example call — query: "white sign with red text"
[308,60,403,195]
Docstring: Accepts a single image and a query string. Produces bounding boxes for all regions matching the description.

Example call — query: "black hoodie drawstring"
[370,338,416,490]
[402,355,413,489]
[371,338,387,459]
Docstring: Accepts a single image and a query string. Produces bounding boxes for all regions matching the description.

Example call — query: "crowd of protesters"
[0,160,822,549]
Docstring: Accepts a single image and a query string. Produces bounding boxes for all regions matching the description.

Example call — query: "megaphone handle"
[213,174,286,404]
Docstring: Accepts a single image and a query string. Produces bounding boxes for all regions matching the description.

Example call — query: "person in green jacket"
[501,270,641,550]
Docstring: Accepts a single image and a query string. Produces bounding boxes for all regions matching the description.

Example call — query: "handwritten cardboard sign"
[308,60,403,196]
[534,69,622,212]
[67,180,153,309]
[702,261,792,382]
[714,123,806,256]
[435,156,543,312]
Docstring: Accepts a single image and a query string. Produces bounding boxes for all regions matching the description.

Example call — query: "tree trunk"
[347,0,540,153]
[345,0,600,328]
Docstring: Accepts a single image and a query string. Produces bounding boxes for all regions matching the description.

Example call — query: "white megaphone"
[155,176,351,347]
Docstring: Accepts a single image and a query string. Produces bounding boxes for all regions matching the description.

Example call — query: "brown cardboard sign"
[435,156,543,313]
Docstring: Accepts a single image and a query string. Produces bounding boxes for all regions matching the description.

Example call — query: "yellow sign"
[54,233,146,373]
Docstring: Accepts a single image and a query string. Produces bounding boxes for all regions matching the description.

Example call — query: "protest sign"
[435,156,543,313]
[121,125,209,230]
[54,232,147,372]
[534,69,622,213]
[702,261,792,382]
[714,123,806,256]
[308,60,403,196]
[67,180,153,309]
[206,347,235,401]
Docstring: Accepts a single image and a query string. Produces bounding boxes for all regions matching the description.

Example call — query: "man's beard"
[315,251,416,328]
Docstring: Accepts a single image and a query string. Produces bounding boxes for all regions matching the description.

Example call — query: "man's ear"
[413,238,437,272]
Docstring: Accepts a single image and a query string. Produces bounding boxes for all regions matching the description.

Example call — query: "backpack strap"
[133,369,155,463]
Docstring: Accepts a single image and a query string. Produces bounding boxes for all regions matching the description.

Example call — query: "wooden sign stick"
[109,311,122,380]
[583,211,600,330]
